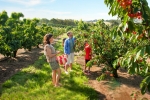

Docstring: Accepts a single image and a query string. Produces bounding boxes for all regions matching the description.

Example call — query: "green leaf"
[140,47,146,57]
[140,83,147,95]
[128,63,136,74]
[127,57,131,65]
[128,21,134,32]
[148,83,150,92]
[145,67,149,74]
[146,45,150,55]
[134,50,141,62]
[144,76,150,84]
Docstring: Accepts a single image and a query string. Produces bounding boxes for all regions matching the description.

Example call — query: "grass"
[107,79,121,90]
[0,34,98,100]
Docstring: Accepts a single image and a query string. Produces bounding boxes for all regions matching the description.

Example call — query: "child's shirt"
[84,43,92,60]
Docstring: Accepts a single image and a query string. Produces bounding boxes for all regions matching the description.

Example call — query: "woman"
[43,33,61,87]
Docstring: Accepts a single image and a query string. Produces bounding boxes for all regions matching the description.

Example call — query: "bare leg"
[65,63,69,72]
[52,70,56,85]
[70,63,72,70]
[88,67,90,72]
[55,68,61,86]
[84,60,87,72]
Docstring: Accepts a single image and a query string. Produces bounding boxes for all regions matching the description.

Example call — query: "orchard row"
[0,11,65,57]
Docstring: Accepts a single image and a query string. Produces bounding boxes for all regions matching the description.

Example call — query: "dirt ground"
[76,56,150,100]
[0,45,44,85]
[0,45,150,100]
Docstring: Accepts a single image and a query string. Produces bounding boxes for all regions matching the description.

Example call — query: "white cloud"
[3,7,71,19]
[1,0,54,6]
[11,0,41,6]
[2,6,117,21]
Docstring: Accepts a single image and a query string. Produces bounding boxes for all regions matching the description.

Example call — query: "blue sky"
[0,0,150,20]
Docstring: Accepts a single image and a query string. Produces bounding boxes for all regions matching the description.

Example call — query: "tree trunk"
[37,44,39,48]
[112,65,120,78]
[13,50,18,58]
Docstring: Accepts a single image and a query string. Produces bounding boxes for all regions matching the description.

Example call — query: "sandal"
[87,71,91,75]
[55,83,62,87]
[83,70,87,73]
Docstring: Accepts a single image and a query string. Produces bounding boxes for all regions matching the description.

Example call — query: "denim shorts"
[49,61,60,70]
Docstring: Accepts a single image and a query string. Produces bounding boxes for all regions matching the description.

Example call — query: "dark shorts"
[49,61,60,70]
[85,59,90,64]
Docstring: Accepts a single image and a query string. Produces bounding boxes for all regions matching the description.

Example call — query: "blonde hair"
[67,31,72,36]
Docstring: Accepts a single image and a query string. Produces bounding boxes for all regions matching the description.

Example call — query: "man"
[64,31,75,74]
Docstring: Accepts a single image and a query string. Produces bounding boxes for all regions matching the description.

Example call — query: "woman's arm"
[46,46,57,58]
[64,40,68,54]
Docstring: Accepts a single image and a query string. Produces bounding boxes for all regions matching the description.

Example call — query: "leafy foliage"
[104,0,150,94]
[0,11,65,57]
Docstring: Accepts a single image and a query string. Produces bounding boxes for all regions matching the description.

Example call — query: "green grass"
[0,34,98,100]
[107,79,121,90]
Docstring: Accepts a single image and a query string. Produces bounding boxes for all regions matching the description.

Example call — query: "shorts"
[85,59,90,64]
[66,53,74,65]
[49,61,60,70]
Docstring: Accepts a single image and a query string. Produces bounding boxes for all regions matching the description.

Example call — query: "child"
[56,38,67,66]
[84,40,92,75]
[62,38,66,47]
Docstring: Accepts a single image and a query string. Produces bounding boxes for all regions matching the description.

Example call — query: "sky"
[0,0,150,21]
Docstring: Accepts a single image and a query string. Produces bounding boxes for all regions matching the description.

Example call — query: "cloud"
[3,6,71,20]
[2,0,43,6]
[3,0,56,5]
[2,6,117,20]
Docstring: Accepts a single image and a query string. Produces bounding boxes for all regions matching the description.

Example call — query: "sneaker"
[65,71,69,74]
[70,69,73,72]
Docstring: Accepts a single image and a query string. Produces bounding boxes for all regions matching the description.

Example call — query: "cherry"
[137,16,142,19]
[137,11,142,16]
[132,31,136,34]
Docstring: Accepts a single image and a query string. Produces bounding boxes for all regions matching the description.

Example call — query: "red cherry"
[117,0,121,3]
[126,0,132,5]
[132,31,136,34]
[128,12,132,17]
[120,2,126,7]
[137,16,142,19]
[125,28,129,32]
[130,14,135,18]
[137,11,142,16]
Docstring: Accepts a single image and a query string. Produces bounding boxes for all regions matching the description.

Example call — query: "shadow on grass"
[86,67,144,90]
[63,76,106,100]
[0,47,43,84]
[0,56,51,96]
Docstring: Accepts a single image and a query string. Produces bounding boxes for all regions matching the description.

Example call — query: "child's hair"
[62,38,66,46]
[84,40,88,46]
